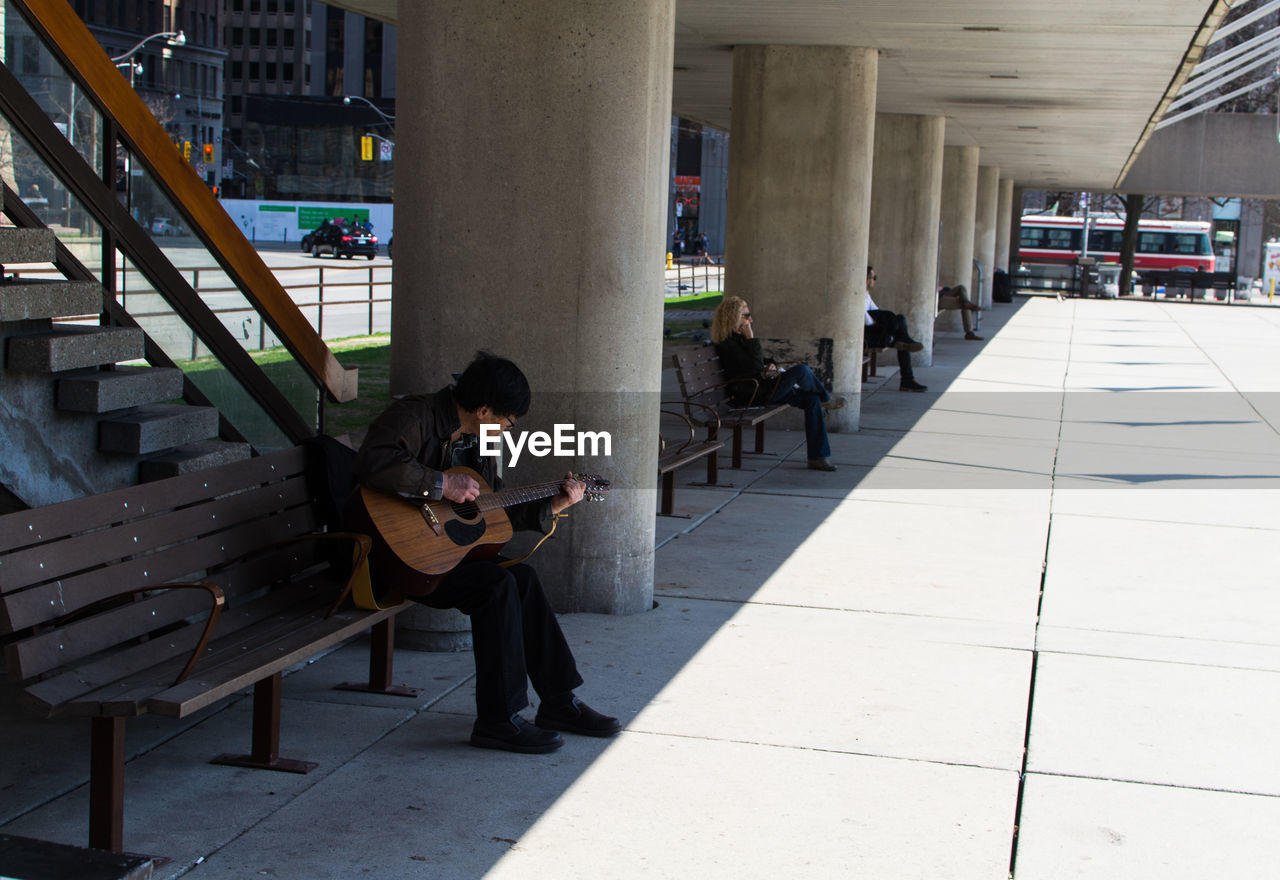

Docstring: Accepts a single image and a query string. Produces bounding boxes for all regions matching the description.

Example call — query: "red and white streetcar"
[1017,214,1215,292]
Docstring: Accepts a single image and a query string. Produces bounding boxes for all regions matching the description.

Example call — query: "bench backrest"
[672,347,732,410]
[0,446,334,683]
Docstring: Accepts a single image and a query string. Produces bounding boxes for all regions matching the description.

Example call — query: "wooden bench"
[1140,269,1237,301]
[672,348,791,470]
[657,403,725,517]
[861,342,882,383]
[0,445,414,853]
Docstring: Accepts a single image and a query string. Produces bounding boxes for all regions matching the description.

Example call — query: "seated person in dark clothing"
[710,295,844,472]
[351,352,620,754]
[864,265,927,392]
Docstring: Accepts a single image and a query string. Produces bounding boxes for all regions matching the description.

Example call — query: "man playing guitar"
[350,352,620,754]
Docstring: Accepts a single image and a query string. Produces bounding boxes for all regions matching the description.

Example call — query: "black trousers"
[865,309,917,382]
[416,561,584,722]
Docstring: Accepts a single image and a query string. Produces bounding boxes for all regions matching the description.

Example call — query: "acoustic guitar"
[356,466,610,580]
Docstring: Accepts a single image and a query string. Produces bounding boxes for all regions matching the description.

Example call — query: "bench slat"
[658,440,725,474]
[145,604,402,717]
[0,447,309,555]
[19,572,348,715]
[0,476,315,589]
[5,535,334,681]
[1,505,322,635]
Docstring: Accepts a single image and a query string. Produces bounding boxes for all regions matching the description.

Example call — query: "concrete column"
[391,0,675,616]
[936,145,979,333]
[994,178,1015,279]
[868,114,945,366]
[726,45,877,430]
[1010,184,1026,288]
[700,128,730,257]
[972,165,1000,309]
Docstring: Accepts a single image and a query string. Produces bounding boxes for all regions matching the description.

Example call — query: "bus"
[1017,214,1215,292]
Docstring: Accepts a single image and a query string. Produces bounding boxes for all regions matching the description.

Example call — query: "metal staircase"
[0,0,360,511]
[0,190,250,507]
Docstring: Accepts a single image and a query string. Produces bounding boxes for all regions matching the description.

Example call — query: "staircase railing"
[1,0,358,445]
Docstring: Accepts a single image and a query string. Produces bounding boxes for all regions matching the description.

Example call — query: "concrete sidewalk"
[4,296,1280,878]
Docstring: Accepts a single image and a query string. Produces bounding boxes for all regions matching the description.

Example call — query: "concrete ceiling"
[323,0,1225,190]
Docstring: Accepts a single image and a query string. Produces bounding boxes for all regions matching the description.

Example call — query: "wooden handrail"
[13,0,357,403]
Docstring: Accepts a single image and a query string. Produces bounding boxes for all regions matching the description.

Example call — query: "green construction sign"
[297,206,371,230]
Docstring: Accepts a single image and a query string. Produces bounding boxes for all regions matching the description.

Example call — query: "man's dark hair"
[454,351,531,417]
[867,264,874,276]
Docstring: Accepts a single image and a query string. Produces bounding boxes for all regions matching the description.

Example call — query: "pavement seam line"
[1008,296,1073,879]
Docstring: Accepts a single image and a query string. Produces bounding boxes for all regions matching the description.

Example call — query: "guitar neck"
[472,479,566,513]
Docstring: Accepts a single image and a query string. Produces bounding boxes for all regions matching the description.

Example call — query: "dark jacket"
[353,385,553,534]
[715,333,779,406]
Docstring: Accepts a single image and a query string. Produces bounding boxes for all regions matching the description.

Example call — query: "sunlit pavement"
[3,294,1280,878]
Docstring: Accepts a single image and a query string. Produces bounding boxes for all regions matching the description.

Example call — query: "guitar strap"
[499,512,566,568]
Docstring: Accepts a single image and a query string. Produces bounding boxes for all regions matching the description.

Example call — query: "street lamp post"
[111,30,186,88]
[343,94,396,127]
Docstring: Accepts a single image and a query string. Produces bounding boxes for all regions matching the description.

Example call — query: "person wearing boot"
[351,352,621,754]
[938,283,984,340]
[711,295,845,471]
[863,266,927,392]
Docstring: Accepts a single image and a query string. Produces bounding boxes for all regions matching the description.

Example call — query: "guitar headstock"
[573,473,611,501]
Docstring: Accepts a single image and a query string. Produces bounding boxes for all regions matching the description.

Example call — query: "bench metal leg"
[335,618,420,697]
[753,422,767,454]
[89,717,125,852]
[210,673,317,774]
[657,470,695,519]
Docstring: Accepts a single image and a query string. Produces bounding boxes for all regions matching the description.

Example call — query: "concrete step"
[0,227,57,264]
[57,366,185,414]
[6,326,144,373]
[139,439,253,482]
[0,278,102,322]
[98,404,220,455]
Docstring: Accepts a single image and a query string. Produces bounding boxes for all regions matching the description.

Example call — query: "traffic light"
[203,144,214,161]
[361,135,373,161]
[210,185,219,198]
[182,140,191,160]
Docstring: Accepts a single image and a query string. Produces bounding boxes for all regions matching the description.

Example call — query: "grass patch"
[325,336,393,440]
[664,291,723,310]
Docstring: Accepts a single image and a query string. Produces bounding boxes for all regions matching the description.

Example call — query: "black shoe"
[535,696,622,738]
[899,379,928,392]
[807,457,837,471]
[471,714,564,753]
[892,340,924,353]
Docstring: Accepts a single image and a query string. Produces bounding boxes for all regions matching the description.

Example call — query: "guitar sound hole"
[450,502,481,520]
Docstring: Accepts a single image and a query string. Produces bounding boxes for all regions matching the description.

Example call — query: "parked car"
[150,216,185,236]
[310,224,378,259]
